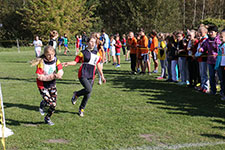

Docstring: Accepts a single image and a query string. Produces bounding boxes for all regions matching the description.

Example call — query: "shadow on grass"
[6,118,45,126]
[111,75,225,118]
[201,134,225,140]
[110,75,225,139]
[4,102,74,118]
[103,69,130,75]
[0,77,35,83]
[0,77,80,85]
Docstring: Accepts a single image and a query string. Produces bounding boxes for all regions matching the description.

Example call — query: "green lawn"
[0,47,225,150]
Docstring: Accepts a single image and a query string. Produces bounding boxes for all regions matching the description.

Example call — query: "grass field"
[0,47,225,150]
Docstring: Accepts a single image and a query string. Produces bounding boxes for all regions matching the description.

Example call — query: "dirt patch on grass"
[139,134,154,142]
[23,124,38,127]
[45,139,70,144]
[8,147,18,150]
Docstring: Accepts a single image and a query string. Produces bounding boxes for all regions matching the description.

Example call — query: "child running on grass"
[76,35,80,55]
[62,36,106,117]
[31,45,64,125]
[33,35,43,57]
[49,30,58,55]
[58,35,64,53]
[63,33,70,55]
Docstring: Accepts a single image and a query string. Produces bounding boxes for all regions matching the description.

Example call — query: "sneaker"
[39,100,45,116]
[98,80,102,85]
[177,82,186,85]
[186,80,190,85]
[202,89,208,93]
[130,71,137,75]
[44,117,54,126]
[79,109,84,117]
[157,77,164,80]
[112,63,116,65]
[152,70,158,73]
[71,92,78,105]
[221,96,225,101]
[148,72,151,75]
[39,108,45,116]
[116,64,120,68]
[137,68,140,73]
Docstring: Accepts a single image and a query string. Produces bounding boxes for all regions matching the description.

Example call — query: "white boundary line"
[119,141,225,150]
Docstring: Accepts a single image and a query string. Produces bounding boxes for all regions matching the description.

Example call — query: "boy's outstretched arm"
[62,61,77,67]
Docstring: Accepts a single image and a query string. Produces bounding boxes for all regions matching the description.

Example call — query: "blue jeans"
[160,60,166,78]
[199,62,208,90]
[208,64,224,94]
[171,60,178,81]
[178,57,187,82]
[218,67,224,94]
[167,58,172,80]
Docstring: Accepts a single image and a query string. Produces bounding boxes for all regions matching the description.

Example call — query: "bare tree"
[202,0,205,20]
[183,0,186,30]
[220,0,224,19]
[192,0,197,27]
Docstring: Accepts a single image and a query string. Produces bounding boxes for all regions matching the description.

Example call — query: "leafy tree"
[17,0,96,40]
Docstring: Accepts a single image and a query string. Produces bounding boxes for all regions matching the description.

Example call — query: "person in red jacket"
[115,35,122,67]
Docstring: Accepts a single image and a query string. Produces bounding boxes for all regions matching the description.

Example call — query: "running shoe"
[71,92,78,105]
[79,109,84,117]
[44,117,54,126]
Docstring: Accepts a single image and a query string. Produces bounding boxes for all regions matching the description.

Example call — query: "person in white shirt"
[110,35,116,65]
[33,36,43,57]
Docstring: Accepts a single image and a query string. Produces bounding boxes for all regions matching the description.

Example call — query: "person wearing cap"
[199,25,223,95]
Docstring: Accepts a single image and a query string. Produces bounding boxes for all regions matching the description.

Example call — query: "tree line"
[0,0,224,46]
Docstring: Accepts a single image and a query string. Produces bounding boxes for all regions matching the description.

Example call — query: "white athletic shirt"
[33,40,42,52]
[110,39,116,56]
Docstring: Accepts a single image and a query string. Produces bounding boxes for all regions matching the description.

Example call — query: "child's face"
[116,37,119,41]
[45,50,55,62]
[88,38,96,49]
[198,28,207,37]
[177,34,183,41]
[209,30,217,38]
[220,32,225,42]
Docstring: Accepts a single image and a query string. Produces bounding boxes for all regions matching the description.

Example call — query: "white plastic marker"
[0,83,14,150]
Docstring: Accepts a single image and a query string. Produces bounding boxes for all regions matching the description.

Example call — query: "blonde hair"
[30,46,55,66]
[50,30,58,39]
[198,26,208,33]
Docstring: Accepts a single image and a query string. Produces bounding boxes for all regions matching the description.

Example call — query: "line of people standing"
[125,25,225,101]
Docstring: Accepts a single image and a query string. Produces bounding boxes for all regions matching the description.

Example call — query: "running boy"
[31,45,64,125]
[62,36,106,117]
